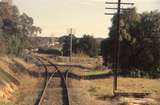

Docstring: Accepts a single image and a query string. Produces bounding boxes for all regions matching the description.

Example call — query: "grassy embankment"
[0,56,41,105]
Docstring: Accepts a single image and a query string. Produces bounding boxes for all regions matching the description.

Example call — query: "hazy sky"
[12,0,160,38]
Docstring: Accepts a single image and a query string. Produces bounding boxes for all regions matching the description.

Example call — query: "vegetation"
[84,70,110,77]
[59,34,99,57]
[0,57,41,104]
[0,3,41,56]
[37,47,62,56]
[59,34,77,56]
[101,8,160,78]
[88,86,97,93]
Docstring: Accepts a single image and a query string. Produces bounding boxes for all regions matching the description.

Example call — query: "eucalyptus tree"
[0,4,41,55]
[101,8,160,78]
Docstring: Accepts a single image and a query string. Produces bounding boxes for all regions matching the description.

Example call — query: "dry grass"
[0,56,42,105]
[75,69,159,105]
[1,54,157,105]
[82,78,113,97]
[117,78,160,95]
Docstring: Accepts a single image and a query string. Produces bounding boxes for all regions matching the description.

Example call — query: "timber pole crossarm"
[105,1,134,5]
[105,1,134,15]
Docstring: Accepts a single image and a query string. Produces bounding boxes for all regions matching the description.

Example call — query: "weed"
[88,86,97,93]
[118,102,129,105]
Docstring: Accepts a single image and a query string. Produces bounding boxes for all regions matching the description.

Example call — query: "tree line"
[101,8,160,78]
[59,35,100,57]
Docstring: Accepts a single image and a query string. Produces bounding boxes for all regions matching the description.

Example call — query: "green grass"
[0,69,12,84]
[84,70,110,76]
[0,68,19,86]
[88,86,97,93]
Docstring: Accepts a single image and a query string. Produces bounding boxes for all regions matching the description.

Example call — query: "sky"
[12,0,160,38]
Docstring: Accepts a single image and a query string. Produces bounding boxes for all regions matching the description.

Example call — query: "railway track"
[33,56,70,105]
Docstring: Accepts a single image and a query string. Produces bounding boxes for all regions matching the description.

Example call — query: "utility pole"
[105,0,134,94]
[69,28,73,64]
[67,28,75,64]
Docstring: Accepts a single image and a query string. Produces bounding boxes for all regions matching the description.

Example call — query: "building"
[1,0,12,5]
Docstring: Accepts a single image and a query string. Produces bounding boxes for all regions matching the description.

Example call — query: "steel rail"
[35,56,71,105]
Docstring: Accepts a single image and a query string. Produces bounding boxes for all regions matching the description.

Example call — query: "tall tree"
[0,3,41,56]
[101,8,160,78]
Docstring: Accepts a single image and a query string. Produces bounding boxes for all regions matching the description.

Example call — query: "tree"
[77,35,98,57]
[133,10,160,76]
[101,8,160,78]
[59,35,77,56]
[0,3,41,56]
[59,34,99,57]
[102,8,140,68]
